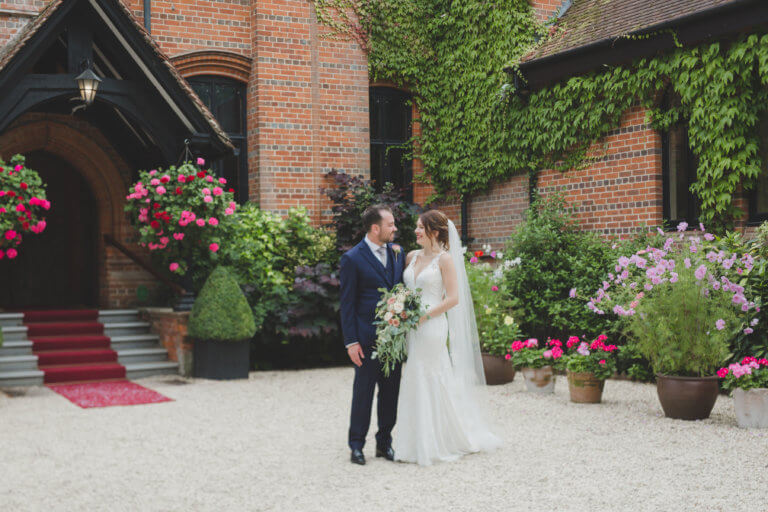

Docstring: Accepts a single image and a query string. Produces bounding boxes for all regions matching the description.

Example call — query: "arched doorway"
[0,151,98,308]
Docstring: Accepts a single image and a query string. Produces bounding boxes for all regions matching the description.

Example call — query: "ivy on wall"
[312,0,768,228]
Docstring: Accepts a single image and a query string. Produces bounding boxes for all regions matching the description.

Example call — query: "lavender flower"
[715,319,726,331]
[677,221,688,232]
[694,265,707,280]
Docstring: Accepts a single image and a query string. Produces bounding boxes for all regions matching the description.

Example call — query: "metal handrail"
[103,233,184,295]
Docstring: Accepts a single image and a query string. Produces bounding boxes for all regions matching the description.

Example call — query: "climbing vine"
[312,0,768,227]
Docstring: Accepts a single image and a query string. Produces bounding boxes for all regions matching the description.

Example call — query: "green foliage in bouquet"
[188,266,256,342]
[0,154,51,258]
[373,283,423,376]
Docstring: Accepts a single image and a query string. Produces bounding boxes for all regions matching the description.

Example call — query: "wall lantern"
[75,67,102,106]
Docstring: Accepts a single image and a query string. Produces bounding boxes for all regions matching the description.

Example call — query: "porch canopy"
[0,0,234,171]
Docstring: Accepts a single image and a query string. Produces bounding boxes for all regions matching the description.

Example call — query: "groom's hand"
[347,344,365,367]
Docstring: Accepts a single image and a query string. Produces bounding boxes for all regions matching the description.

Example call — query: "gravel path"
[1,369,766,512]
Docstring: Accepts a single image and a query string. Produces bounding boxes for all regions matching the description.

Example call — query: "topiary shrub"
[188,266,256,341]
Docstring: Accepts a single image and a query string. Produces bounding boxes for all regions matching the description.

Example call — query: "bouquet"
[718,356,768,392]
[563,334,618,380]
[507,338,565,369]
[372,283,424,376]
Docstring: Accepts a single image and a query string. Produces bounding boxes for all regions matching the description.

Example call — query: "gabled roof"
[515,0,766,89]
[524,0,739,63]
[0,0,232,152]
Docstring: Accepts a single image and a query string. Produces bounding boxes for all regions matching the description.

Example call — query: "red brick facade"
[0,0,369,307]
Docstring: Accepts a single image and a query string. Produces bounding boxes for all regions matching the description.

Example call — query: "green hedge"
[188,266,256,342]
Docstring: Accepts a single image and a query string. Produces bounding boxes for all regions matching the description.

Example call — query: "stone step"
[0,313,24,328]
[125,361,179,379]
[0,354,38,372]
[109,334,161,350]
[98,309,141,325]
[1,326,28,342]
[103,322,151,338]
[117,348,170,365]
[0,340,34,356]
[0,369,44,387]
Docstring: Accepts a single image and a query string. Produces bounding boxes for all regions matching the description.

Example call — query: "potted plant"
[124,159,238,307]
[189,266,256,379]
[0,154,51,259]
[508,338,564,393]
[587,222,758,420]
[563,335,618,403]
[466,251,521,384]
[718,357,768,428]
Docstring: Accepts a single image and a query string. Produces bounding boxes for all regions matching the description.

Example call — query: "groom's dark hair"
[362,204,393,232]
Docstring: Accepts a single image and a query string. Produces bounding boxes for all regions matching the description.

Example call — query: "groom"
[339,204,405,465]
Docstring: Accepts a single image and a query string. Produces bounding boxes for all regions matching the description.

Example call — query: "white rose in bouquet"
[384,311,393,321]
[393,302,404,314]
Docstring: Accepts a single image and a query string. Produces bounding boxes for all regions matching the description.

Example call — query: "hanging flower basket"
[0,154,51,259]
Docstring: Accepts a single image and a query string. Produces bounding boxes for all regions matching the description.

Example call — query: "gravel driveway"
[1,369,766,512]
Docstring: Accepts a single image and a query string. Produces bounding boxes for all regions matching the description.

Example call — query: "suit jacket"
[339,239,405,349]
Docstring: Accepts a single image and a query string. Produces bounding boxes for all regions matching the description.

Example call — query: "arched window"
[187,75,248,203]
[369,87,412,200]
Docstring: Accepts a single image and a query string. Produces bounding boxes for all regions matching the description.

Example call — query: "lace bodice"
[403,250,445,307]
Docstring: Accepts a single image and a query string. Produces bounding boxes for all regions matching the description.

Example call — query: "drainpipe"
[144,0,151,33]
[461,196,470,247]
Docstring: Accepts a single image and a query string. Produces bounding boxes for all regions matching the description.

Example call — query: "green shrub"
[466,259,522,355]
[323,170,422,253]
[188,266,256,341]
[220,204,335,332]
[502,193,615,341]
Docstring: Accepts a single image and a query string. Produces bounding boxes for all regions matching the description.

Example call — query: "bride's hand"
[419,314,431,326]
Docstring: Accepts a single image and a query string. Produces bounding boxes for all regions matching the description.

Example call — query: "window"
[370,87,412,200]
[750,113,768,223]
[662,96,699,226]
[187,76,248,203]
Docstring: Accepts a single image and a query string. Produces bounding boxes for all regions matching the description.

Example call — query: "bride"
[393,210,502,465]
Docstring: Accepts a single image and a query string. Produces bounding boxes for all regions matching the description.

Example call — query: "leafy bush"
[588,224,758,377]
[274,263,341,340]
[466,259,522,355]
[502,193,615,341]
[323,169,422,253]
[220,204,335,332]
[124,159,237,290]
[188,266,256,342]
[0,154,51,258]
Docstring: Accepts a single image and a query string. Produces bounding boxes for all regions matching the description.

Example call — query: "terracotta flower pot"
[521,366,555,394]
[567,371,605,403]
[656,374,719,420]
[481,353,516,385]
[733,388,768,429]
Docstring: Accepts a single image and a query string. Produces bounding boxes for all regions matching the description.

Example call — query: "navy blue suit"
[339,239,405,451]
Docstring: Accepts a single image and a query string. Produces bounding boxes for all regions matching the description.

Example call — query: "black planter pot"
[193,338,250,380]
[173,274,196,312]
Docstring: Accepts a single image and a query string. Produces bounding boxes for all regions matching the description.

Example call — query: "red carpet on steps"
[48,380,172,408]
[23,310,126,385]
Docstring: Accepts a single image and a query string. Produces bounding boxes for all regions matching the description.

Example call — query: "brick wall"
[530,0,563,22]
[0,1,45,45]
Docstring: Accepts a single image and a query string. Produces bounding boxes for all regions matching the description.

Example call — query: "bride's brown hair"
[419,210,450,250]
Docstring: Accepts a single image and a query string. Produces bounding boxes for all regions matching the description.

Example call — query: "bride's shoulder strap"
[405,249,420,265]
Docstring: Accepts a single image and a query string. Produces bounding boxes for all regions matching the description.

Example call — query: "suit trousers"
[348,345,402,451]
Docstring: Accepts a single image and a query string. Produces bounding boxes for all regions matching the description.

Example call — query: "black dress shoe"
[350,449,366,465]
[376,446,395,461]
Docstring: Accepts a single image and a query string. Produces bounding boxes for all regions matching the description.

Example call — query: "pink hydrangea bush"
[563,334,618,380]
[124,160,236,281]
[718,356,768,391]
[506,337,565,369]
[0,155,51,259]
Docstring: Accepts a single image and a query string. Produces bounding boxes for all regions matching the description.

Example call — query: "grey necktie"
[377,246,387,267]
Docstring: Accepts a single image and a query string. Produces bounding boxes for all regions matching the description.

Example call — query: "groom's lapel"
[358,240,389,283]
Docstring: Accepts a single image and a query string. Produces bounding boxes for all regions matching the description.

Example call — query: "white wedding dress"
[393,246,502,466]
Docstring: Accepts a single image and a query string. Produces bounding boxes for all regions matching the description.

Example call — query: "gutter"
[144,0,151,33]
[508,0,763,86]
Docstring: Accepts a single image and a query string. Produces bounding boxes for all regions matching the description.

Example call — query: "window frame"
[661,98,700,228]
[186,75,248,204]
[369,86,413,201]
